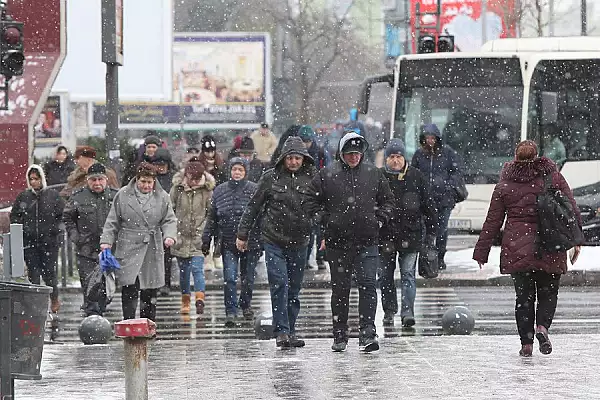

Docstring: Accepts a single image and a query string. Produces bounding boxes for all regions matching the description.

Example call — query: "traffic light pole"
[105,62,120,177]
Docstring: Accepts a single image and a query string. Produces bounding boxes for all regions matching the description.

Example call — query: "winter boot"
[519,344,533,357]
[402,316,416,328]
[359,333,380,353]
[289,335,306,348]
[181,294,191,314]
[195,292,205,315]
[382,311,395,326]
[536,325,552,355]
[242,307,254,320]
[276,333,291,348]
[331,330,348,352]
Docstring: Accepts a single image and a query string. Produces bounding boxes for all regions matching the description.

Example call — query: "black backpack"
[536,174,584,255]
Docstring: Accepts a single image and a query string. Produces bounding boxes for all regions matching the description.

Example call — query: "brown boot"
[181,294,191,314]
[195,291,205,315]
[50,298,60,313]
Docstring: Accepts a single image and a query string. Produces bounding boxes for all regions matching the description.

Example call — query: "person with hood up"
[100,163,178,322]
[10,165,65,313]
[298,125,331,270]
[378,139,438,327]
[44,145,75,186]
[270,124,301,167]
[473,141,581,357]
[411,124,464,270]
[203,157,262,326]
[237,136,316,348]
[63,163,118,316]
[304,130,394,353]
[170,160,215,315]
[235,136,266,183]
[61,146,119,198]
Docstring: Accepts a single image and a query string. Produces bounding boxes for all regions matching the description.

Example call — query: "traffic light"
[0,20,25,78]
[417,35,436,54]
[437,35,455,52]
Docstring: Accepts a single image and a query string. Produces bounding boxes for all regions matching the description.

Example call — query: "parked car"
[573,181,600,245]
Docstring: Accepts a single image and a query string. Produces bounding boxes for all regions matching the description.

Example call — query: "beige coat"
[100,179,177,289]
[250,130,278,163]
[169,172,215,258]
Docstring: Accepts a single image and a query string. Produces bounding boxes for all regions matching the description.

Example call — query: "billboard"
[33,92,75,158]
[410,0,517,52]
[90,33,272,129]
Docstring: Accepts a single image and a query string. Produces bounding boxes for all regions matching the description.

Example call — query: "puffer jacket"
[238,136,316,249]
[473,157,581,275]
[10,165,65,247]
[63,186,119,259]
[44,158,75,186]
[169,172,215,258]
[203,158,262,251]
[305,132,394,249]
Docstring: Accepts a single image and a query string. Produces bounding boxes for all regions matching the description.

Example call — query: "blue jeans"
[264,242,307,335]
[378,250,418,318]
[437,206,453,260]
[222,248,261,316]
[328,245,379,337]
[306,224,325,262]
[178,256,205,295]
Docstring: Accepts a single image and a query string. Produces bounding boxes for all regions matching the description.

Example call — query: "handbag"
[418,244,439,279]
[453,175,468,203]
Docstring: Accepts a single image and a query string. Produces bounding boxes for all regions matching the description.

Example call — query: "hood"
[338,131,369,166]
[26,164,48,190]
[229,157,250,181]
[275,136,314,167]
[500,156,557,183]
[419,123,442,147]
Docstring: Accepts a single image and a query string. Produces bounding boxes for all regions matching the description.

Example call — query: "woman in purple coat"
[473,140,581,357]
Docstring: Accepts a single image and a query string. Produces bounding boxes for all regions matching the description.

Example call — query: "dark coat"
[238,137,316,249]
[380,165,438,252]
[473,157,581,275]
[305,132,394,249]
[411,133,463,209]
[203,179,261,251]
[43,159,75,186]
[63,186,119,260]
[10,165,65,247]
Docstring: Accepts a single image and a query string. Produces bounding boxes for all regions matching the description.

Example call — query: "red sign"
[0,0,66,207]
[410,0,517,52]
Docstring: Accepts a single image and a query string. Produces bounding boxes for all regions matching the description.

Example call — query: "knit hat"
[385,139,406,159]
[87,163,107,179]
[229,156,249,173]
[515,140,538,161]
[74,146,97,159]
[144,135,162,147]
[184,161,205,179]
[298,125,315,143]
[201,135,217,153]
[238,137,255,153]
[151,148,172,165]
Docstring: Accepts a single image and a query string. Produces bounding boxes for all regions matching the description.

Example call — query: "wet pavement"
[15,335,600,399]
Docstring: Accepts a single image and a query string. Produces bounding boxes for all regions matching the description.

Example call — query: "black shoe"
[158,286,171,296]
[401,316,415,327]
[224,315,236,328]
[382,311,395,326]
[535,326,552,355]
[331,330,348,352]
[359,335,380,353]
[242,308,254,321]
[276,333,291,348]
[438,259,447,271]
[317,259,326,270]
[289,335,305,348]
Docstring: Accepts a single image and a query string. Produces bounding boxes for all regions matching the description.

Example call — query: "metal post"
[403,0,410,54]
[8,224,24,278]
[481,0,487,46]
[123,338,149,400]
[581,0,587,36]
[0,290,14,400]
[105,63,121,178]
[549,0,555,36]
[1,234,10,281]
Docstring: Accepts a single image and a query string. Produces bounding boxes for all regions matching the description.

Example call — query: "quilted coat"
[473,157,581,275]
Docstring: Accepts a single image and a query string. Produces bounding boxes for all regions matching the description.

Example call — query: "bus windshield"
[395,57,524,184]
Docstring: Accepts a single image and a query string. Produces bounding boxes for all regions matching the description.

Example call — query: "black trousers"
[163,247,173,288]
[122,277,159,321]
[511,271,561,345]
[24,243,59,302]
[77,256,106,316]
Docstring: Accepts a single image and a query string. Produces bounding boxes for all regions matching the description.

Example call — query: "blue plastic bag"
[99,249,121,273]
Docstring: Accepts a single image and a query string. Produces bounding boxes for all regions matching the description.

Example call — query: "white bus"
[359,37,600,232]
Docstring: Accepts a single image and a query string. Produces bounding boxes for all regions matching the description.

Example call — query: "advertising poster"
[410,0,517,52]
[34,95,63,147]
[91,33,272,129]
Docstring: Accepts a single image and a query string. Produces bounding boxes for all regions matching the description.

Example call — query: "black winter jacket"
[379,166,438,252]
[238,137,316,249]
[44,159,75,186]
[63,186,118,260]
[305,132,394,249]
[203,179,261,251]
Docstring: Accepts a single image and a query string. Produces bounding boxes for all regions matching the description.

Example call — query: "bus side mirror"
[357,74,394,114]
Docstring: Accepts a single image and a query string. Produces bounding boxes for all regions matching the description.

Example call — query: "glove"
[201,243,210,256]
[425,234,436,247]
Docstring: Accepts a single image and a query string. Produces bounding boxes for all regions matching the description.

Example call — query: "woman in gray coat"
[100,163,177,321]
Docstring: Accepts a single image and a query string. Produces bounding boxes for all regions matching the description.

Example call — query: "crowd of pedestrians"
[11,121,579,357]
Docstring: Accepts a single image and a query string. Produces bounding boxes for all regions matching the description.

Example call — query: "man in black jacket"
[10,165,65,313]
[378,139,438,327]
[63,163,118,316]
[237,136,316,348]
[305,130,394,353]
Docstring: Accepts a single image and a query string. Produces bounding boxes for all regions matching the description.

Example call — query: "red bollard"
[114,319,156,400]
